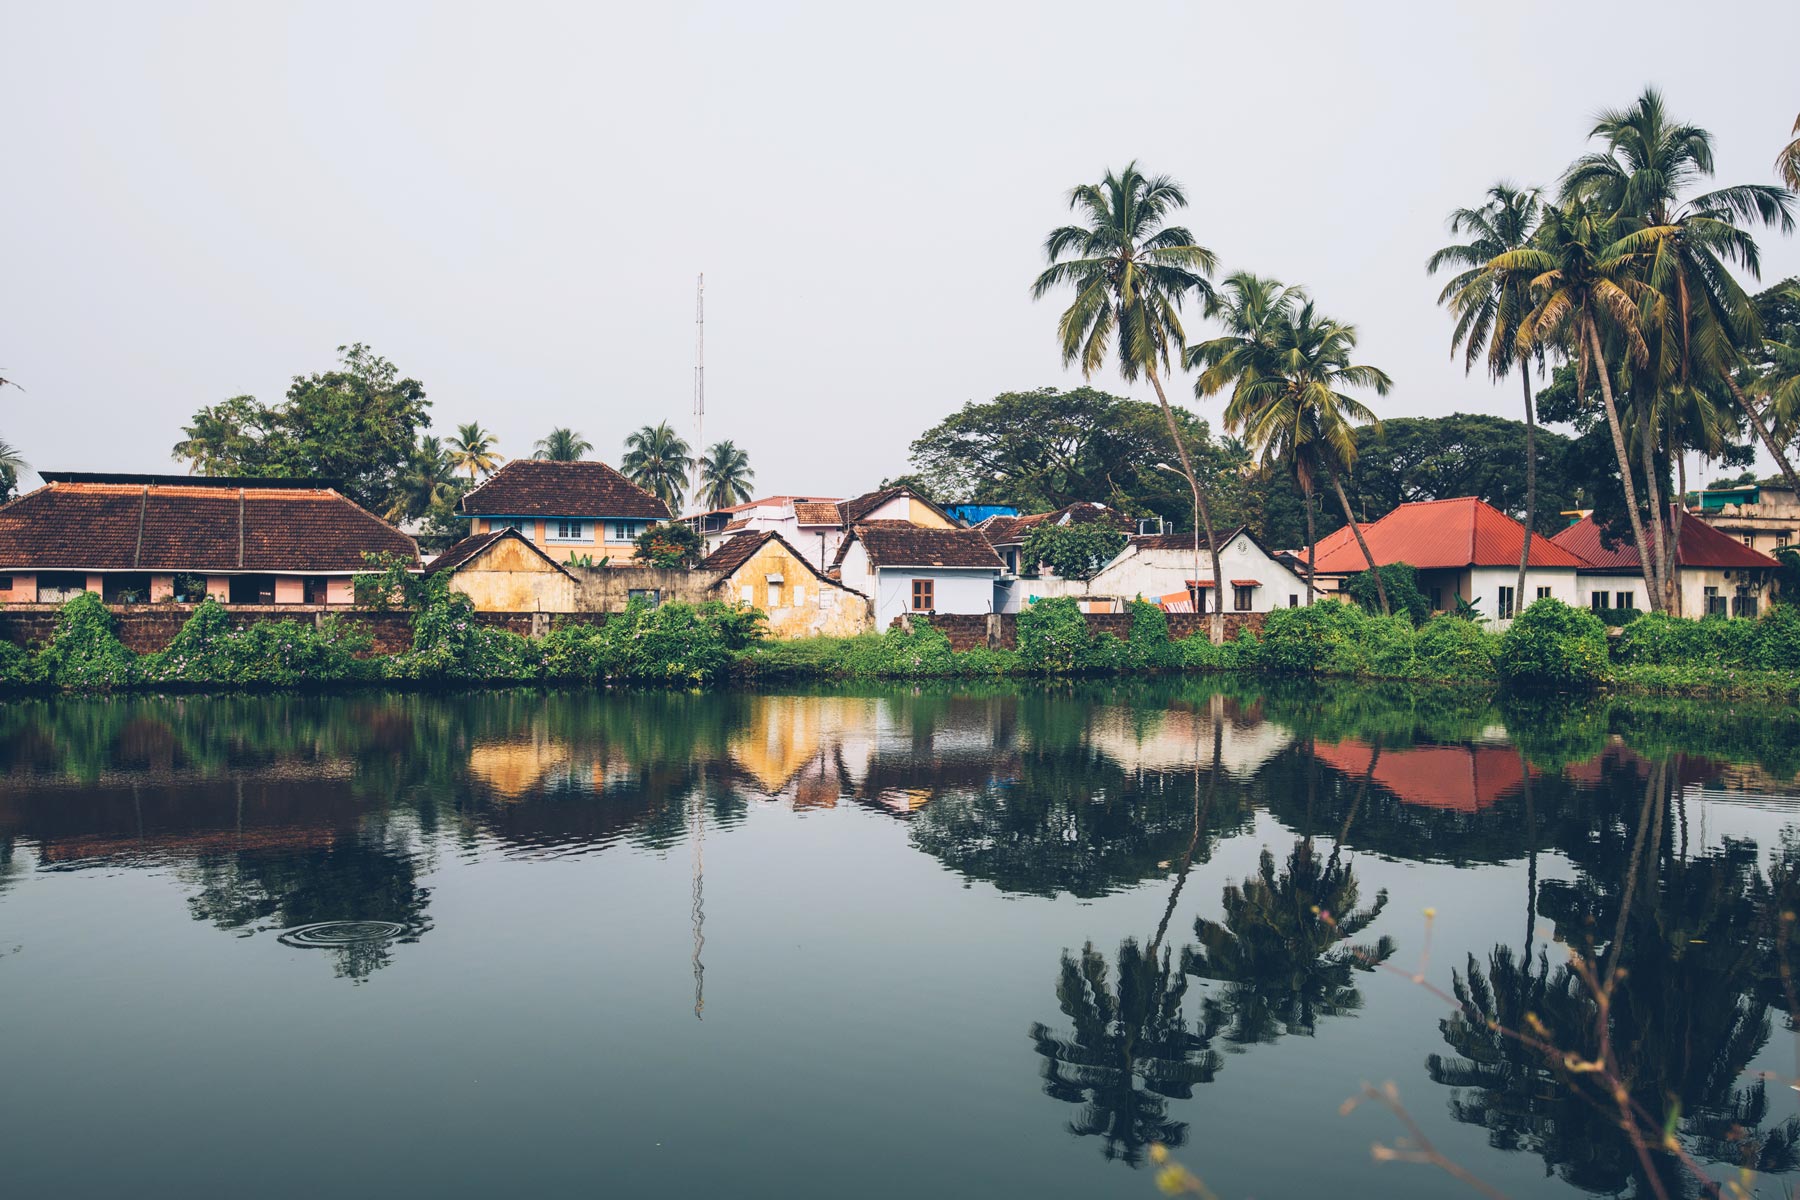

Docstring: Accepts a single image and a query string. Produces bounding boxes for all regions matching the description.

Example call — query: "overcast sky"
[4,1,1798,498]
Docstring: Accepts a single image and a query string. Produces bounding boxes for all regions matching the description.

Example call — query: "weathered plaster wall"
[719,540,871,638]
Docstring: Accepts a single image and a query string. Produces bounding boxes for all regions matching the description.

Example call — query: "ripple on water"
[277,921,409,949]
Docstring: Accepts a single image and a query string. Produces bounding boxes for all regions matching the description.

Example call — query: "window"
[911,579,934,611]
[1428,586,1443,612]
[1744,534,1756,547]
[1004,550,1019,575]
[1191,585,1209,614]
[1779,533,1792,548]
[1591,592,1609,612]
[36,572,89,603]
[1704,585,1725,616]
[1497,586,1516,620]
[0,575,11,591]
[768,577,784,608]
[494,518,526,533]
[304,576,332,605]
[611,521,638,542]
[1616,591,1635,611]
[552,520,586,541]
[1734,589,1759,618]
[1288,594,1300,608]
[228,575,276,605]
[1233,585,1254,612]
[627,588,660,607]
[1536,586,1552,601]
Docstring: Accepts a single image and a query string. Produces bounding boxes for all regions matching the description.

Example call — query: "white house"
[994,525,1311,615]
[1309,496,1586,624]
[1551,510,1782,617]
[691,486,956,570]
[832,521,1005,625]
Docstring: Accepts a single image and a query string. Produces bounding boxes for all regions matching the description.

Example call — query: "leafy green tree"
[172,345,430,514]
[1028,938,1220,1165]
[1430,184,1547,603]
[447,422,503,484]
[1343,414,1579,532]
[385,435,459,523]
[1344,563,1428,625]
[633,520,701,567]
[698,439,755,509]
[1020,519,1126,581]
[531,427,592,461]
[622,421,692,511]
[1032,163,1227,640]
[1780,114,1800,192]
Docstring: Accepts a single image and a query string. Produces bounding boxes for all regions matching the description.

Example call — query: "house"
[1086,527,1311,615]
[832,521,1004,624]
[0,472,418,605]
[1306,496,1587,623]
[425,527,577,612]
[1690,480,1799,557]
[690,485,957,569]
[698,530,870,638]
[1550,510,1781,617]
[458,460,671,565]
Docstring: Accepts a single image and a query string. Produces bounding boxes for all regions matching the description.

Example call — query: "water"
[3,681,1800,1199]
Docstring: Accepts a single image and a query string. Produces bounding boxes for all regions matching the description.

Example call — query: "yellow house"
[457,459,672,565]
[426,527,577,611]
[699,530,871,638]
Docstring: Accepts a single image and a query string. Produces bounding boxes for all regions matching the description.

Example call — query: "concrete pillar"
[274,577,305,605]
[85,573,105,596]
[325,578,354,605]
[150,575,175,602]
[207,576,230,602]
[530,611,551,639]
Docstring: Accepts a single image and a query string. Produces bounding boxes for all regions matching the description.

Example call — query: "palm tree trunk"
[1516,371,1536,603]
[1146,365,1225,644]
[1329,470,1388,616]
[1587,319,1660,613]
[1634,401,1673,615]
[1724,373,1800,498]
[1671,453,1688,616]
[1303,484,1317,606]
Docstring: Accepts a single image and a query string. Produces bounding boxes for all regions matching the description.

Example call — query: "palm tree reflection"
[1182,840,1396,1045]
[1028,938,1220,1165]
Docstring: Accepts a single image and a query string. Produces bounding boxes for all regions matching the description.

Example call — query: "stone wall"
[897,610,1267,651]
[569,565,715,612]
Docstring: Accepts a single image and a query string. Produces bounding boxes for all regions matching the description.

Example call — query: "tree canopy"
[171,344,430,515]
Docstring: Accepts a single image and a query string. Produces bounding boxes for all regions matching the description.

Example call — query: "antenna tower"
[691,273,705,512]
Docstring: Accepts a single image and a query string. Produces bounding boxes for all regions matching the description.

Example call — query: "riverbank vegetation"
[7,587,1800,701]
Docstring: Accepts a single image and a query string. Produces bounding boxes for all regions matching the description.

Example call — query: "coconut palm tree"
[1779,114,1800,192]
[1032,163,1227,640]
[1193,287,1393,614]
[621,421,692,511]
[384,435,459,524]
[1562,88,1797,609]
[697,439,755,510]
[446,422,503,484]
[531,427,592,462]
[1429,184,1546,603]
[1503,199,1663,610]
[0,434,26,500]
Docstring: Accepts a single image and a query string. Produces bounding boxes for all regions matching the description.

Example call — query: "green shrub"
[1016,597,1092,673]
[1496,598,1610,689]
[145,600,373,686]
[955,645,1022,675]
[868,617,957,676]
[538,619,618,680]
[1753,604,1800,670]
[1256,600,1363,674]
[0,637,43,686]
[36,593,139,688]
[1413,615,1499,680]
[1123,599,1180,670]
[632,521,703,567]
[1358,613,1419,678]
[1344,562,1430,626]
[1614,612,1706,666]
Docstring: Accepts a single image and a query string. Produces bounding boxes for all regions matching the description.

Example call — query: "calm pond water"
[4,681,1800,1199]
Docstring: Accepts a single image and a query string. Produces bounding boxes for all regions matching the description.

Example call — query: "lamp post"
[1154,461,1203,614]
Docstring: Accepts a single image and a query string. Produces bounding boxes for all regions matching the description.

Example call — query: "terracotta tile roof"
[1310,497,1587,574]
[0,479,418,572]
[701,494,843,517]
[836,521,1004,571]
[792,501,844,526]
[1129,526,1248,554]
[722,518,751,531]
[459,460,671,520]
[978,503,1118,547]
[700,530,867,596]
[426,527,573,578]
[837,486,955,527]
[1550,510,1779,571]
[1314,739,1535,812]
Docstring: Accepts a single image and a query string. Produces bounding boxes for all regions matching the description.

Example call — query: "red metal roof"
[1310,497,1587,573]
[1550,511,1780,571]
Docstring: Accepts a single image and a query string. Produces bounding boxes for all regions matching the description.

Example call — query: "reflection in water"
[1028,939,1220,1165]
[0,674,1798,1200]
[1182,840,1395,1046]
[1428,758,1800,1197]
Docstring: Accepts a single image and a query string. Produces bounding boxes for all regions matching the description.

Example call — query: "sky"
[4,0,1798,499]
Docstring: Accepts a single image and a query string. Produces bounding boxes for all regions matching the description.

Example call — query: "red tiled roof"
[1313,739,1535,813]
[0,480,418,572]
[459,460,670,520]
[1311,497,1587,574]
[834,521,1004,571]
[425,527,573,578]
[1550,511,1779,572]
[792,501,844,525]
